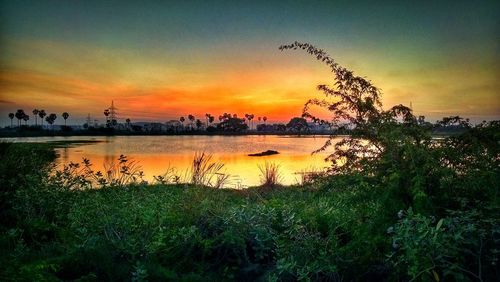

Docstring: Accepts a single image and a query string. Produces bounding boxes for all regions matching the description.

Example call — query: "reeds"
[258,161,282,187]
[189,152,230,188]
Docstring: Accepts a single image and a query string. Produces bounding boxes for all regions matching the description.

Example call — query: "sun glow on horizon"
[1,1,498,125]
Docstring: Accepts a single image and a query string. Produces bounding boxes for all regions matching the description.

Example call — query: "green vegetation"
[1,118,498,281]
[1,43,499,281]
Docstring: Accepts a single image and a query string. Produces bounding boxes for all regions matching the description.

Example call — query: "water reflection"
[3,135,337,186]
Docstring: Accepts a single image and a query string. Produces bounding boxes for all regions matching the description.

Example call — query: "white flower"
[397,210,404,219]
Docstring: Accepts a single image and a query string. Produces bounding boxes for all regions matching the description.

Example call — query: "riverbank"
[0,141,498,281]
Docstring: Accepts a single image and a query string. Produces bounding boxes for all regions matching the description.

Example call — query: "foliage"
[286,117,309,133]
[258,162,283,187]
[189,152,230,188]
[1,43,499,281]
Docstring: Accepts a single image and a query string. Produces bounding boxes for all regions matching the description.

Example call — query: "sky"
[0,0,499,125]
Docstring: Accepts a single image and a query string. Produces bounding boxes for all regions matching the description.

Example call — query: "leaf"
[436,219,444,231]
[432,270,440,281]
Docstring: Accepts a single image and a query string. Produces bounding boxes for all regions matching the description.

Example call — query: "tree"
[195,119,203,130]
[205,113,211,127]
[8,113,14,128]
[245,114,255,130]
[126,118,131,129]
[180,116,185,129]
[286,117,309,133]
[22,114,29,125]
[15,109,25,127]
[188,114,195,130]
[38,110,47,128]
[263,116,267,124]
[45,113,57,129]
[33,109,39,126]
[279,41,424,172]
[62,112,69,126]
[216,116,248,132]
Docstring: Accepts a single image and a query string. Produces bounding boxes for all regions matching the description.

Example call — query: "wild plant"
[258,162,282,187]
[51,155,145,189]
[153,165,181,185]
[188,152,230,188]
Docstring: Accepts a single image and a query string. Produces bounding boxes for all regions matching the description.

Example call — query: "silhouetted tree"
[15,109,25,127]
[217,116,248,132]
[38,110,47,128]
[195,119,203,130]
[263,116,267,124]
[62,112,69,126]
[32,109,39,126]
[286,117,309,133]
[22,114,29,125]
[8,113,14,128]
[45,113,57,130]
[279,41,426,172]
[188,114,195,130]
[249,114,255,130]
[126,118,131,129]
[180,116,185,129]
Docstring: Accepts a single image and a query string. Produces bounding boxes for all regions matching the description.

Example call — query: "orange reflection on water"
[52,135,336,187]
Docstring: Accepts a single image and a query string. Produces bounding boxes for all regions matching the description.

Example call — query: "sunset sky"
[1,0,499,125]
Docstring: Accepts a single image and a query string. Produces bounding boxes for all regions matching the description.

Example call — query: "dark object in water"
[248,150,279,157]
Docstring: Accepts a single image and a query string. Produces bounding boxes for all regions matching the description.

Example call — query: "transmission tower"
[109,100,118,122]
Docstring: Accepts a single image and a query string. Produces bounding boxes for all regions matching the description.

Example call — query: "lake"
[3,135,337,187]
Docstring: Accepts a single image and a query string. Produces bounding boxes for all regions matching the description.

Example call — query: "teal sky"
[0,0,499,124]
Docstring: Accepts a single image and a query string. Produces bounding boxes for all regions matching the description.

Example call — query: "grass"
[258,161,283,187]
[189,152,229,188]
[0,141,498,281]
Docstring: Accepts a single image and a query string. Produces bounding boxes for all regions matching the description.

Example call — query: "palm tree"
[179,116,185,127]
[62,112,69,126]
[245,114,250,126]
[195,119,203,130]
[249,114,254,130]
[205,113,210,127]
[263,116,267,124]
[33,109,39,126]
[126,118,131,129]
[45,113,57,130]
[15,109,25,127]
[38,110,46,128]
[22,114,29,125]
[8,113,14,128]
[188,114,195,130]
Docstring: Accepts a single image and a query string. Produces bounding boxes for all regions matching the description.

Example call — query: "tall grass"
[189,152,230,188]
[258,161,282,187]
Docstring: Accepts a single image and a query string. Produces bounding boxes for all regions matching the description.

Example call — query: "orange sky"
[1,1,499,125]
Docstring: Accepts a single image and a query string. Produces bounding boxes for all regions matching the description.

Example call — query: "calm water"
[3,135,337,187]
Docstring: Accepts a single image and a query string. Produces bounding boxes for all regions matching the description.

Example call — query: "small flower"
[397,210,404,219]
